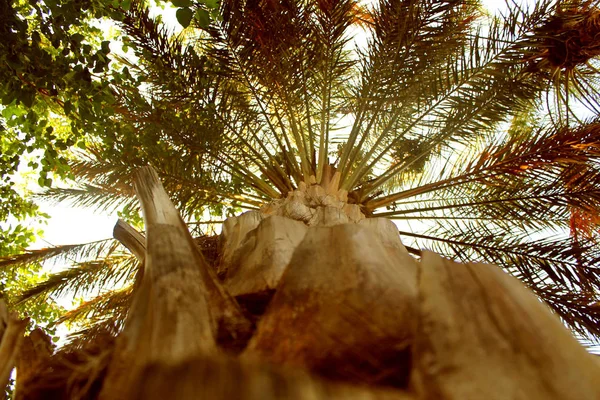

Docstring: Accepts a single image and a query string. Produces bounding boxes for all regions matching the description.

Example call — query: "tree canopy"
[2,0,600,346]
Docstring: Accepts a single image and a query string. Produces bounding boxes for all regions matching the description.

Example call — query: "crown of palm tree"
[3,0,600,346]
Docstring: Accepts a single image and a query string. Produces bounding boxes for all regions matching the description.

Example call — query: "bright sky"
[31,202,119,248]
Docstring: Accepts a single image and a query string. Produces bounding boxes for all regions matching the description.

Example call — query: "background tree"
[2,0,600,371]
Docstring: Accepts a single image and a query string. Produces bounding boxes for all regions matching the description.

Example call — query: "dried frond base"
[15,329,114,400]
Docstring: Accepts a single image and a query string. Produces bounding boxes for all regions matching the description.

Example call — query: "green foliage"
[0,185,39,257]
[176,7,194,28]
[195,8,211,28]
[0,261,64,336]
[0,0,122,256]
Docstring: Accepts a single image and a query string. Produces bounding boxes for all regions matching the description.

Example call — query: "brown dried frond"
[17,328,115,400]
[538,6,600,70]
[195,234,221,268]
[349,2,373,28]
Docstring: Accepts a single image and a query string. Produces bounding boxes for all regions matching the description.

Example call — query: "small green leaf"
[101,41,111,54]
[171,0,191,7]
[195,8,210,28]
[71,33,84,44]
[201,0,219,9]
[176,7,194,28]
[1,92,15,106]
[210,8,222,21]
[64,101,73,115]
[19,92,34,108]
[121,0,131,10]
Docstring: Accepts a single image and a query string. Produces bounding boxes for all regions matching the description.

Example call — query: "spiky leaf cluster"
[3,0,600,345]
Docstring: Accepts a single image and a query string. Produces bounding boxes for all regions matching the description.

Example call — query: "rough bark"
[411,251,600,400]
[220,211,264,276]
[97,166,418,400]
[113,219,147,303]
[99,166,252,399]
[14,328,52,399]
[113,219,145,261]
[244,221,417,387]
[18,166,600,399]
[0,300,27,400]
[223,215,307,298]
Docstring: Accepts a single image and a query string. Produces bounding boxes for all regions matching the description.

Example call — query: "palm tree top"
[3,0,600,344]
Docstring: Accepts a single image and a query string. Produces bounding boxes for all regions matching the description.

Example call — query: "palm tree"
[4,0,600,397]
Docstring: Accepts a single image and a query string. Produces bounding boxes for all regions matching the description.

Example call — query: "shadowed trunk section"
[99,166,252,399]
[244,220,418,388]
[15,330,114,400]
[130,355,417,400]
[0,300,27,400]
[411,251,600,399]
[14,328,52,399]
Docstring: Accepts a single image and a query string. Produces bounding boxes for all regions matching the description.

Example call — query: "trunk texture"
[13,167,600,399]
[0,300,27,400]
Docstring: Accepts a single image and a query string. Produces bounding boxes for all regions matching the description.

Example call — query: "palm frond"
[57,286,132,326]
[37,185,136,214]
[17,252,138,304]
[340,0,558,192]
[369,119,600,212]
[118,0,205,88]
[65,318,121,349]
[0,239,115,269]
[533,283,600,338]
[404,222,600,285]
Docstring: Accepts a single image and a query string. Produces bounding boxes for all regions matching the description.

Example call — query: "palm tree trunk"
[14,166,600,399]
[0,300,27,400]
[13,328,52,400]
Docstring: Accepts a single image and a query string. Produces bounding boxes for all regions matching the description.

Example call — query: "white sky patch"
[481,0,537,16]
[31,201,119,248]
